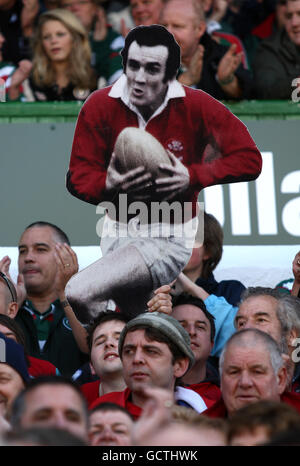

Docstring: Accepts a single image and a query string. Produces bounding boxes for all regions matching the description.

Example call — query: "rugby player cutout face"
[125,41,169,121]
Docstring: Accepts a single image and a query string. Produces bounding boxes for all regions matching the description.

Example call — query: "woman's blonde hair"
[32,8,96,89]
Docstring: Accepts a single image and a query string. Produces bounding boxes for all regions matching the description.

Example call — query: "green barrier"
[0,100,300,122]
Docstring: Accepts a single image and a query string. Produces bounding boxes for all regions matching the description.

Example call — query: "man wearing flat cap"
[89,312,214,418]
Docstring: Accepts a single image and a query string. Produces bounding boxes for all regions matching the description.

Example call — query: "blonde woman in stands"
[10,8,97,101]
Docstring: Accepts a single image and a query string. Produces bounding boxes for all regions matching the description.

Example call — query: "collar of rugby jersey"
[108,73,186,128]
[22,299,59,345]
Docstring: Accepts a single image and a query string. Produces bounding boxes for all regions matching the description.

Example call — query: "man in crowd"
[203,328,300,417]
[88,402,134,446]
[171,294,221,405]
[235,288,300,391]
[80,310,128,406]
[253,0,300,99]
[60,0,124,86]
[160,0,253,100]
[10,375,89,442]
[15,221,88,376]
[89,312,213,417]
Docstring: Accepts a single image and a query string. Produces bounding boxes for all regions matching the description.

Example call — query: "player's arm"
[187,101,262,191]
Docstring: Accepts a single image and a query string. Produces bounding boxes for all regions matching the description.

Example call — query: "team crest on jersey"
[62,317,72,331]
[166,139,184,159]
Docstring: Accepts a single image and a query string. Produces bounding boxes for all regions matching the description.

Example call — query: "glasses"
[0,272,17,303]
[62,0,91,7]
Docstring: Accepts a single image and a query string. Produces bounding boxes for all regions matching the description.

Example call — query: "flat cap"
[118,312,195,369]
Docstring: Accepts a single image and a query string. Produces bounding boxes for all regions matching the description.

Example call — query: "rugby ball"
[114,127,172,177]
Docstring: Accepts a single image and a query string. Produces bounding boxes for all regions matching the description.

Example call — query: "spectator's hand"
[15,273,26,308]
[147,285,172,314]
[209,0,229,22]
[10,60,32,88]
[120,18,131,37]
[0,256,26,308]
[105,151,152,199]
[156,150,190,201]
[93,6,107,41]
[54,244,79,299]
[21,0,39,35]
[178,45,204,86]
[291,251,300,297]
[131,386,174,446]
[9,59,32,101]
[0,255,11,276]
[292,251,300,285]
[216,43,242,84]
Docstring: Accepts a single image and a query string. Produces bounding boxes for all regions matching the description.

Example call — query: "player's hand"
[105,151,153,199]
[155,151,190,201]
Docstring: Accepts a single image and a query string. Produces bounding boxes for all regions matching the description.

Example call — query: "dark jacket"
[0,0,33,64]
[25,77,94,102]
[16,302,88,377]
[253,28,300,99]
[195,32,254,100]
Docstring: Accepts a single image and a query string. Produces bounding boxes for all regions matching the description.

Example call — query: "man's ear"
[174,357,190,379]
[195,20,206,41]
[287,328,299,349]
[90,362,96,376]
[7,301,18,319]
[277,365,288,395]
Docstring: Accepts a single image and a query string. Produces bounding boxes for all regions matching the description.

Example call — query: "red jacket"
[187,382,222,409]
[203,391,300,418]
[81,380,101,407]
[89,387,142,419]
[67,83,262,216]
[89,383,221,419]
[28,356,58,377]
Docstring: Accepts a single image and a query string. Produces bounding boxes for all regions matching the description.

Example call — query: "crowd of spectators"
[1,0,300,450]
[0,215,299,446]
[0,0,300,101]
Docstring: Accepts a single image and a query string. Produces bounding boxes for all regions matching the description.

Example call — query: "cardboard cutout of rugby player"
[66,25,262,323]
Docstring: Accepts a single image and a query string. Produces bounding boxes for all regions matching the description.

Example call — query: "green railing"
[0,100,300,123]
